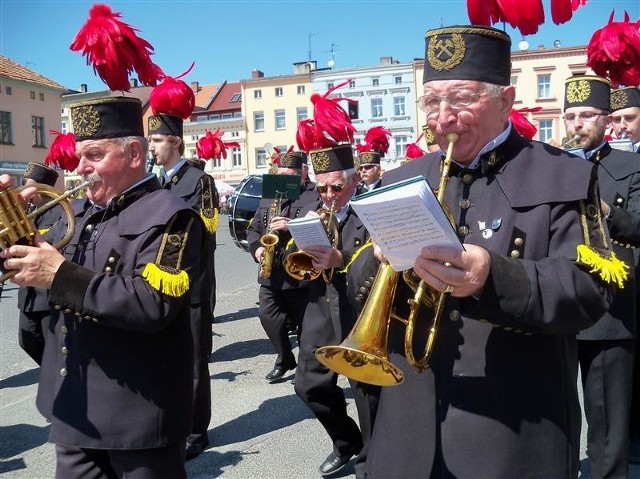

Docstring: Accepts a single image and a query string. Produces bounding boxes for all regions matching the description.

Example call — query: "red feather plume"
[551,0,588,25]
[196,129,240,160]
[587,10,640,88]
[296,119,335,153]
[150,64,196,119]
[510,107,542,139]
[405,133,426,160]
[356,127,392,155]
[310,79,357,144]
[70,3,164,91]
[45,130,79,172]
[467,0,545,35]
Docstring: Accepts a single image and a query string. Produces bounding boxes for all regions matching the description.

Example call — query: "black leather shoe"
[318,450,356,477]
[265,364,295,382]
[185,437,209,461]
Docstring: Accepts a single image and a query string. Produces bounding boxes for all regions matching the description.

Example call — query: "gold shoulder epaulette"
[340,240,373,273]
[200,176,219,235]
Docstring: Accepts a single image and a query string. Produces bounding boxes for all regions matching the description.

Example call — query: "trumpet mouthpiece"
[446,133,459,143]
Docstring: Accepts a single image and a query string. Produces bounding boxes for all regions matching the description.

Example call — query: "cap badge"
[24,163,36,177]
[148,116,163,131]
[423,125,435,146]
[280,153,295,168]
[566,80,591,103]
[72,105,101,139]
[427,33,466,72]
[312,150,331,173]
[610,90,628,111]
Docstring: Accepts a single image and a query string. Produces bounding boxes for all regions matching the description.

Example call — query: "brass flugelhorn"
[283,200,339,282]
[562,135,581,149]
[259,192,285,279]
[315,133,459,386]
[0,178,94,283]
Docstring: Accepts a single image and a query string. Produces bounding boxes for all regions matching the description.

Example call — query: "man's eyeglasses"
[317,184,345,193]
[358,164,376,171]
[563,112,606,123]
[417,90,488,116]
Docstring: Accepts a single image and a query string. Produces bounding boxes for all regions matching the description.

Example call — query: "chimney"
[191,81,200,93]
[80,83,87,93]
[130,78,138,88]
[380,56,394,65]
[252,69,264,79]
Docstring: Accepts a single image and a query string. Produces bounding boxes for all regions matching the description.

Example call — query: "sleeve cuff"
[50,260,96,309]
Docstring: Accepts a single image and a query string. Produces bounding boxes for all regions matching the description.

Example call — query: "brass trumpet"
[562,134,581,149]
[0,178,93,283]
[284,200,339,282]
[315,133,459,386]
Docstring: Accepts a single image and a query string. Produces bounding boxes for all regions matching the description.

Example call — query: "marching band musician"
[356,25,617,478]
[1,95,203,479]
[246,149,318,382]
[563,76,640,478]
[291,144,378,479]
[611,87,640,153]
[148,76,218,461]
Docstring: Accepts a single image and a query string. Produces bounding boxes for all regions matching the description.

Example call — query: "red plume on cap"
[45,130,79,172]
[196,129,240,160]
[296,119,335,153]
[510,107,542,139]
[310,79,357,144]
[70,3,164,91]
[150,63,196,119]
[356,127,392,155]
[587,10,640,88]
[467,0,586,35]
[405,133,426,160]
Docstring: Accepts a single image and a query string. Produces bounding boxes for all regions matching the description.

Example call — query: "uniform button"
[364,280,371,287]
[359,286,367,293]
[503,326,513,331]
[59,368,67,377]
[54,304,62,310]
[510,250,520,258]
[61,325,68,334]
[449,310,461,321]
[513,237,524,246]
[462,173,474,185]
[77,244,83,252]
[105,266,112,273]
[75,311,82,317]
[325,298,330,303]
[616,198,623,204]
[108,256,116,264]
[457,225,469,236]
[61,346,68,355]
[85,224,93,232]
[459,199,471,209]
[92,318,99,323]
[355,240,360,246]
[84,315,92,320]
[64,308,72,314]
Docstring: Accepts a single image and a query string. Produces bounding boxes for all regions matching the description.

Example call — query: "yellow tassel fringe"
[142,263,190,297]
[340,241,373,273]
[200,209,219,235]
[576,244,629,288]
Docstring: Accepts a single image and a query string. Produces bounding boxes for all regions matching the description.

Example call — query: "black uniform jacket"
[36,176,203,450]
[164,162,217,303]
[577,143,640,340]
[246,181,319,290]
[296,200,369,346]
[362,130,613,479]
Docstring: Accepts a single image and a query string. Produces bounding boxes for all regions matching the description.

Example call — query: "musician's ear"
[499,85,516,119]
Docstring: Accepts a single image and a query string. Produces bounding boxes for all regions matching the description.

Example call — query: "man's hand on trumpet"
[413,244,490,298]
[304,245,343,270]
[0,174,65,289]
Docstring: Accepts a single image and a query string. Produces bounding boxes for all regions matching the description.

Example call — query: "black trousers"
[578,338,635,479]
[190,302,212,440]
[55,443,186,479]
[258,286,306,368]
[294,341,364,458]
[18,310,51,365]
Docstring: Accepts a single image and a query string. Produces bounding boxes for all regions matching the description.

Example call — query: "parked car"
[228,174,262,252]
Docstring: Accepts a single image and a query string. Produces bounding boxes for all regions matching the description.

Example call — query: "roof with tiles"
[192,82,222,111]
[0,54,67,91]
[209,81,241,113]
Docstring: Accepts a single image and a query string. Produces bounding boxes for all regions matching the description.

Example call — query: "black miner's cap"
[611,87,640,112]
[310,144,354,174]
[70,97,144,141]
[23,162,58,187]
[148,113,183,137]
[564,75,611,112]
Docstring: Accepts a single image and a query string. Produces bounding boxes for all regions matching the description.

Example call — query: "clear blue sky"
[1,0,638,92]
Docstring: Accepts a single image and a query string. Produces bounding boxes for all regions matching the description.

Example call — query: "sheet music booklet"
[287,213,332,250]
[350,175,463,271]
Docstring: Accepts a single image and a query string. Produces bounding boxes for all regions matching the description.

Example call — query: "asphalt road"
[0,216,638,478]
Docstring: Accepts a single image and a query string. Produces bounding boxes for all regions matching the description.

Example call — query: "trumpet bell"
[315,264,405,386]
[283,251,322,281]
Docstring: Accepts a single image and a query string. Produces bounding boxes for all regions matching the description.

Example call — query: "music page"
[287,215,332,250]
[351,176,463,271]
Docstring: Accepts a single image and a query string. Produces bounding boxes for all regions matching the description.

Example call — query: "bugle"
[315,133,459,386]
[0,178,93,283]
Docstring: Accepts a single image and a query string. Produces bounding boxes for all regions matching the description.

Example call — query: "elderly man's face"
[420,80,515,164]
[358,164,380,185]
[76,138,145,207]
[610,107,640,144]
[315,170,357,213]
[563,107,609,152]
